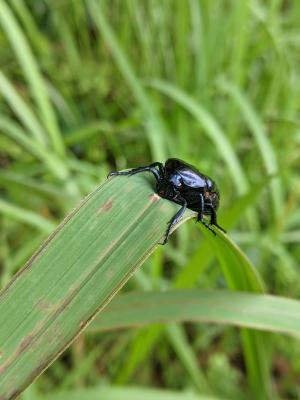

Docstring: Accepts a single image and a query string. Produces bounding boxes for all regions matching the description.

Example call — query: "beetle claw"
[215,224,226,234]
[162,237,168,245]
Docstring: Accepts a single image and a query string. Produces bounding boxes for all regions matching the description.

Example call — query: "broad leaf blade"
[43,386,219,400]
[0,175,194,400]
[89,289,300,338]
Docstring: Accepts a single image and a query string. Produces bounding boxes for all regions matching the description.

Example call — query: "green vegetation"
[0,1,299,399]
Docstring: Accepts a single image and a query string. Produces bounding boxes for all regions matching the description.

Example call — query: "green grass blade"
[87,0,169,161]
[174,175,271,289]
[0,1,65,156]
[206,230,264,293]
[10,0,50,57]
[148,79,248,194]
[0,117,68,181]
[218,78,283,219]
[0,70,47,146]
[89,289,300,338]
[115,325,162,385]
[189,0,207,94]
[0,174,194,399]
[166,324,211,393]
[0,199,55,233]
[117,177,271,388]
[203,230,270,398]
[42,386,220,400]
[0,170,71,201]
[116,320,211,394]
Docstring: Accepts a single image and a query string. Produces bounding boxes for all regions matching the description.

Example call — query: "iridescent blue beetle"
[108,158,225,244]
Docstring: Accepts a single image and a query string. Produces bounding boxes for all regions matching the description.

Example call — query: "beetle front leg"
[108,162,164,184]
[196,193,205,223]
[162,195,187,245]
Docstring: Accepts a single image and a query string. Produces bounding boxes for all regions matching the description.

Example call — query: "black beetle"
[108,158,225,244]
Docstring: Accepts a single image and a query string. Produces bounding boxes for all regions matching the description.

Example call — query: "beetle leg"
[197,212,216,235]
[196,193,205,223]
[162,195,187,245]
[108,162,164,183]
[208,205,226,233]
[196,195,217,235]
[155,162,165,177]
[201,220,217,235]
[129,165,161,183]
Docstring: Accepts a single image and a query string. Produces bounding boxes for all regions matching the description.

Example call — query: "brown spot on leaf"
[19,335,34,352]
[35,298,52,311]
[79,321,86,329]
[149,193,160,203]
[97,198,113,214]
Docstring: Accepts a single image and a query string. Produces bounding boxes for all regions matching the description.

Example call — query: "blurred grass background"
[0,0,300,399]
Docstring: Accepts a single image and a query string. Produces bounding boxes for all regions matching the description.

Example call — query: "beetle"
[108,158,225,244]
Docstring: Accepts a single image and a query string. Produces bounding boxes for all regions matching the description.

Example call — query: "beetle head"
[205,178,220,211]
[210,191,220,210]
[156,181,175,199]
